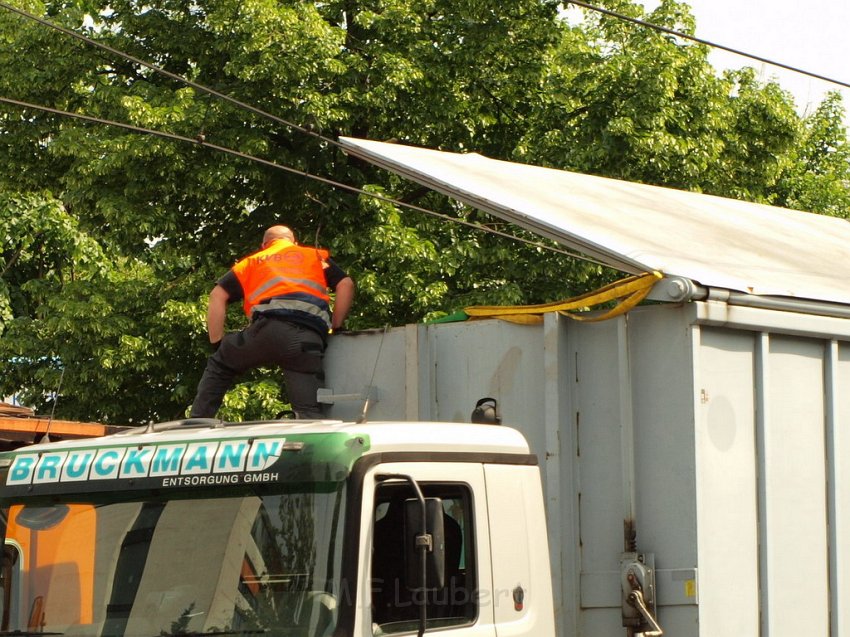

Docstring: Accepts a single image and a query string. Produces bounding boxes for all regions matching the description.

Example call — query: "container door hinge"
[621,552,663,636]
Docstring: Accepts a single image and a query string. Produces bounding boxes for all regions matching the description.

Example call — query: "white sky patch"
[638,0,850,120]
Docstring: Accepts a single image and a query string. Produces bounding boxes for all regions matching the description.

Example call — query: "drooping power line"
[2,0,844,271]
[0,0,343,148]
[0,1,616,267]
[567,0,850,91]
[4,0,850,142]
[0,94,607,266]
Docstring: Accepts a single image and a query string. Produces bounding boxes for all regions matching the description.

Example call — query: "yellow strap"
[464,271,663,324]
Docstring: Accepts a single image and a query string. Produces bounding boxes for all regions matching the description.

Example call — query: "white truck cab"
[0,418,555,637]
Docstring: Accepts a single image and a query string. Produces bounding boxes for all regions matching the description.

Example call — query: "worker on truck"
[190,225,354,419]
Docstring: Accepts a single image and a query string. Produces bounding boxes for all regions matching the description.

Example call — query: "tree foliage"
[0,0,847,423]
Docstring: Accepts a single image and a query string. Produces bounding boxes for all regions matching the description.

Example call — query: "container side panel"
[581,606,697,636]
[571,305,701,637]
[628,308,699,635]
[580,608,623,636]
[694,328,759,635]
[571,320,627,591]
[832,343,850,635]
[763,336,829,636]
[629,308,698,567]
[323,328,411,421]
[429,321,545,443]
[547,313,580,637]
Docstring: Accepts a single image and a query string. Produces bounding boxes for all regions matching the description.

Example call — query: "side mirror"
[404,497,446,591]
[15,505,70,531]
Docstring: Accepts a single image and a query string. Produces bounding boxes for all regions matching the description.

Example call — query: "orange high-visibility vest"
[231,239,331,326]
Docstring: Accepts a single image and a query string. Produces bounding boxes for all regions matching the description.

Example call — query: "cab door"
[355,461,496,637]
[484,464,556,637]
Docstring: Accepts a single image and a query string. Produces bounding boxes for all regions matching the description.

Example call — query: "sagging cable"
[0,0,342,148]
[0,94,601,265]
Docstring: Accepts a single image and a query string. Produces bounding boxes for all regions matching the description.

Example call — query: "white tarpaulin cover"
[339,136,850,305]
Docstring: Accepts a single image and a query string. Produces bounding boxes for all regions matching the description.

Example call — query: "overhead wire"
[4,0,846,272]
[566,0,850,91]
[5,0,848,126]
[0,94,605,265]
[0,0,343,148]
[0,0,619,269]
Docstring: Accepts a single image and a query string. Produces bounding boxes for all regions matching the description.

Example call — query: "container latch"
[621,552,663,636]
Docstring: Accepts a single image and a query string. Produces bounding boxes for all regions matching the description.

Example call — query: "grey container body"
[322,301,850,636]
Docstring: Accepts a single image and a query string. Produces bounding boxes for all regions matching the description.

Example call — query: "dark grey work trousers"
[190,316,326,419]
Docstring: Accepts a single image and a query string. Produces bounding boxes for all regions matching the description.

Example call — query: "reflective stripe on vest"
[247,276,328,303]
[232,240,330,318]
[251,297,332,327]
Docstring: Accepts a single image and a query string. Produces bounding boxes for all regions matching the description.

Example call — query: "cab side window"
[371,483,475,633]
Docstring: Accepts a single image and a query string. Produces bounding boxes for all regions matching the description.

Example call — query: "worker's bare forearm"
[331,277,355,330]
[207,285,230,344]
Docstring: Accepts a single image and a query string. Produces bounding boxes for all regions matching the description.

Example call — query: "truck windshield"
[0,484,346,637]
